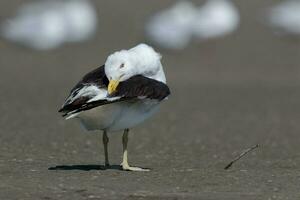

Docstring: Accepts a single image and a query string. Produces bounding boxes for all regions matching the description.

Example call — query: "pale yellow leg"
[121,129,149,171]
[102,131,110,167]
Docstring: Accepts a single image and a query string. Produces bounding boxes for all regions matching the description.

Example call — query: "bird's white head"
[104,43,165,94]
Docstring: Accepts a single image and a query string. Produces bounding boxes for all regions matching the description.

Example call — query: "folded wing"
[59,65,170,117]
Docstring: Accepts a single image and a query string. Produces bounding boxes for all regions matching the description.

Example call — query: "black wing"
[70,65,109,93]
[59,66,170,117]
[112,75,170,101]
[59,65,108,114]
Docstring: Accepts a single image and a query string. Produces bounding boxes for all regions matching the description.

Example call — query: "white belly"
[75,99,160,132]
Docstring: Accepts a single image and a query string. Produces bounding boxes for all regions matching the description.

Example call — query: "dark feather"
[59,66,170,116]
[59,65,108,113]
[112,75,170,101]
[70,65,109,93]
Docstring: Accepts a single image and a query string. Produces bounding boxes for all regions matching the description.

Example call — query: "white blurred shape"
[192,0,239,39]
[268,1,300,35]
[63,0,97,42]
[145,0,239,50]
[145,1,197,50]
[1,0,97,50]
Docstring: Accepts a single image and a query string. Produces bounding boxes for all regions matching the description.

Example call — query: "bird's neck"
[129,50,166,83]
[143,62,166,84]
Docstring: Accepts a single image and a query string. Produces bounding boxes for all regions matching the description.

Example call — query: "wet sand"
[0,0,300,199]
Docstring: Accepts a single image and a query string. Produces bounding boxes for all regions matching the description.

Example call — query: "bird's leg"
[102,131,110,167]
[121,129,149,171]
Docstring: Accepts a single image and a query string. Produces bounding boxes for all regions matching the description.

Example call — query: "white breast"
[76,99,160,132]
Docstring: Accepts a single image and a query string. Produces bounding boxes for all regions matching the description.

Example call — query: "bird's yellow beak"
[108,79,120,94]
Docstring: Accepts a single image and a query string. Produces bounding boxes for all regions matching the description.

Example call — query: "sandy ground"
[1,0,300,199]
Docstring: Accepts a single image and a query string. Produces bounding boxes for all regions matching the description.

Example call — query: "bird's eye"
[120,63,125,69]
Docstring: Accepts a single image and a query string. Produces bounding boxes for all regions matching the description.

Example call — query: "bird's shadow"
[48,164,122,171]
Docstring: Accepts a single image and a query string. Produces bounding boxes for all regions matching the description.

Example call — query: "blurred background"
[1,0,300,199]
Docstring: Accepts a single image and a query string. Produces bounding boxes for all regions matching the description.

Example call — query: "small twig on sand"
[224,144,259,170]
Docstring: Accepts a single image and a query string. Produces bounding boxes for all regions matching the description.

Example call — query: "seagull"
[145,1,197,50]
[267,0,300,35]
[145,0,239,50]
[192,0,239,40]
[59,44,170,171]
[1,0,97,50]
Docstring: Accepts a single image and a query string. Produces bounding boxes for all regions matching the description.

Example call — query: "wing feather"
[59,65,108,114]
[59,66,170,117]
